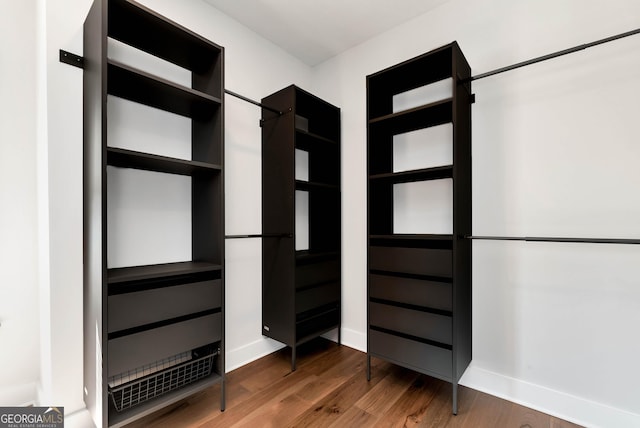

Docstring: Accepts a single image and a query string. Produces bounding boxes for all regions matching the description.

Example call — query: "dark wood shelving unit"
[366,42,472,415]
[107,60,221,119]
[261,85,341,371]
[83,1,225,426]
[107,147,222,176]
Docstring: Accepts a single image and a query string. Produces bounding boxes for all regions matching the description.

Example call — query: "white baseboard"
[338,327,366,352]
[225,328,367,373]
[460,363,640,428]
[0,382,37,406]
[225,338,285,373]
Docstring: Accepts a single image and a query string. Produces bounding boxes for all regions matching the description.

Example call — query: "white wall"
[0,0,40,406]
[7,0,640,426]
[311,0,640,426]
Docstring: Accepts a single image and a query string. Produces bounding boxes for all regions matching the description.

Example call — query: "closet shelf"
[108,0,221,74]
[295,250,340,264]
[107,147,221,176]
[369,165,453,184]
[108,261,223,285]
[295,180,339,191]
[369,269,453,284]
[370,234,453,241]
[368,98,452,135]
[295,129,338,148]
[108,59,221,120]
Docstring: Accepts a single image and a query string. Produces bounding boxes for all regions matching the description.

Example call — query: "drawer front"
[296,260,340,288]
[296,307,339,342]
[297,281,340,315]
[369,329,451,380]
[108,279,222,333]
[369,274,451,312]
[108,313,221,377]
[369,302,451,345]
[369,246,451,277]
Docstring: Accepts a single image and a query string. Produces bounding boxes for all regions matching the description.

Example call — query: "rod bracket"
[60,49,84,69]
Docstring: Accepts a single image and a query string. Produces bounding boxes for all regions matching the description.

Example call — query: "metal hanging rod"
[466,236,640,245]
[470,27,640,82]
[224,89,282,115]
[225,233,292,239]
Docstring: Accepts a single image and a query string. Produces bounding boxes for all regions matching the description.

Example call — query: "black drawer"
[370,246,451,277]
[369,274,451,312]
[296,307,339,342]
[108,313,221,377]
[296,259,340,288]
[369,302,451,345]
[108,279,221,333]
[369,329,451,381]
[296,281,340,314]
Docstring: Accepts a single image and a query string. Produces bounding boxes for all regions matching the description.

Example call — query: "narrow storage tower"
[261,85,341,371]
[366,42,472,414]
[83,1,225,426]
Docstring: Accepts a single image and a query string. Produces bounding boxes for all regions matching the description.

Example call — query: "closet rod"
[466,236,640,245]
[470,27,640,82]
[225,233,292,239]
[225,89,282,115]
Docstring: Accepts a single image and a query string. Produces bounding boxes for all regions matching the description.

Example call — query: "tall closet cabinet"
[366,42,472,414]
[261,85,341,371]
[83,0,225,426]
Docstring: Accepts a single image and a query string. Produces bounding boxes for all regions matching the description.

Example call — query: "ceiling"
[203,0,451,66]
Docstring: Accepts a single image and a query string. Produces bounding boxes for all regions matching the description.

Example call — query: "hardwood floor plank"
[460,388,514,428]
[504,402,551,428]
[327,406,378,428]
[415,384,477,428]
[372,373,444,428]
[285,360,391,428]
[196,372,317,427]
[354,364,419,417]
[295,346,363,402]
[229,386,314,428]
[122,339,584,428]
[551,415,585,428]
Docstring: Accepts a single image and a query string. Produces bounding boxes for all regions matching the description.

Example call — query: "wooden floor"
[126,339,583,428]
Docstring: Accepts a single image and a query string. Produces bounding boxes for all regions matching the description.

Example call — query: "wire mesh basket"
[109,351,216,412]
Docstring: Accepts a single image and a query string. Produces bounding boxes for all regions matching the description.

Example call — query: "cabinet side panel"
[83,0,107,425]
[262,90,295,236]
[452,44,472,381]
[262,88,296,345]
[262,237,295,345]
